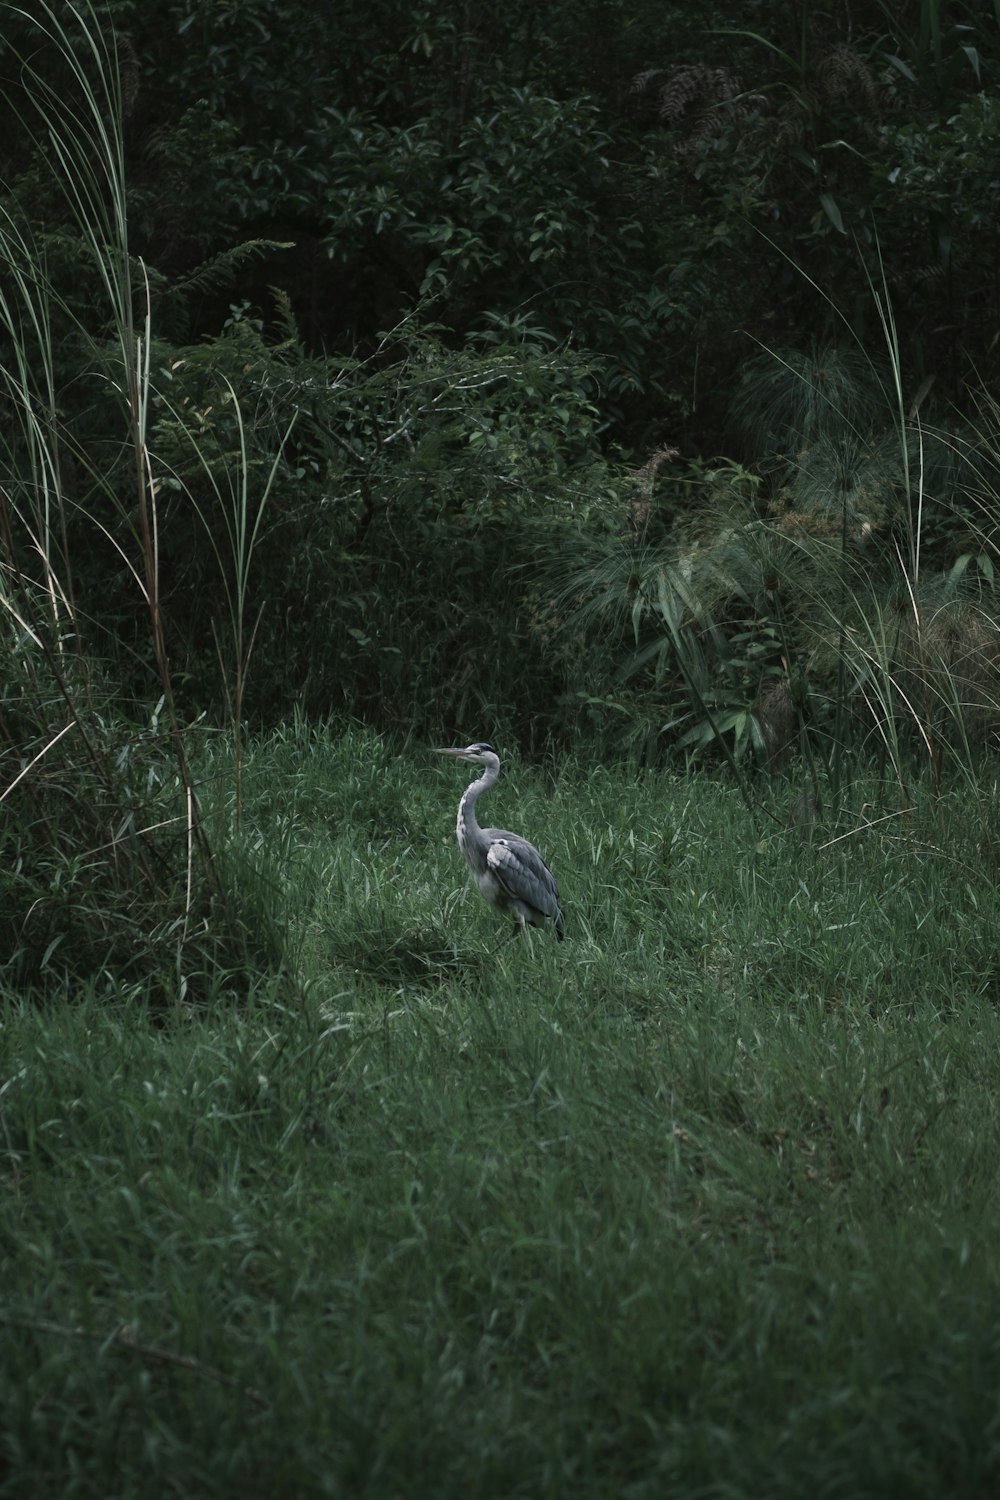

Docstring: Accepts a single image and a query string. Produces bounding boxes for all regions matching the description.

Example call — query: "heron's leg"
[498,919,535,957]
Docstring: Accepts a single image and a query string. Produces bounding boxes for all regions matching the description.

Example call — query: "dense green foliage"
[4,727,1000,1495]
[3,0,1000,746]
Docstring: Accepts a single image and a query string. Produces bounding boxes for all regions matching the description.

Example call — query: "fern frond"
[168,239,294,303]
[267,284,302,349]
[817,43,881,118]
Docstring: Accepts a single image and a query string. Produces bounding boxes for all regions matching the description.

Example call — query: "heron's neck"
[457,762,497,848]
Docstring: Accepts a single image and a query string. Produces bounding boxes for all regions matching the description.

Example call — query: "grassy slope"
[2,725,1000,1497]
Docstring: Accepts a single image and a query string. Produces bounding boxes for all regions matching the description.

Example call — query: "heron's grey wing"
[485,833,562,920]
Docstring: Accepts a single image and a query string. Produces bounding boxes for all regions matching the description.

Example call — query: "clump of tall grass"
[552,254,1000,834]
[0,1,283,999]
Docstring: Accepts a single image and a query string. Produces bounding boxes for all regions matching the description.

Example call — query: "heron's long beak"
[433,747,467,758]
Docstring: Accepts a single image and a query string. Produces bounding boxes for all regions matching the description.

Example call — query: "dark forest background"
[4,0,1000,759]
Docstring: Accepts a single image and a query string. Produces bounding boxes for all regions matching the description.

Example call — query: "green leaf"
[819,193,846,234]
[886,54,918,83]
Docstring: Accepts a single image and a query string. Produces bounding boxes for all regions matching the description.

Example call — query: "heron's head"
[433,742,499,767]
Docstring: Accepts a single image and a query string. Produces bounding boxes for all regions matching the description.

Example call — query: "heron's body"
[435,743,565,946]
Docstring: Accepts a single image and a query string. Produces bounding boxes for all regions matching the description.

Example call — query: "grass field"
[3,724,1000,1497]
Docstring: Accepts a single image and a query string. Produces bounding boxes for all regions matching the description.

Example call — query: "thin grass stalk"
[0,720,76,805]
[127,267,209,889]
[154,378,298,827]
[828,476,852,808]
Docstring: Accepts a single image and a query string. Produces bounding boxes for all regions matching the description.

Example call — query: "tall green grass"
[0,1,291,996]
[3,725,1000,1496]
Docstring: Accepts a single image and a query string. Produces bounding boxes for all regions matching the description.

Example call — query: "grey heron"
[434,742,565,949]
